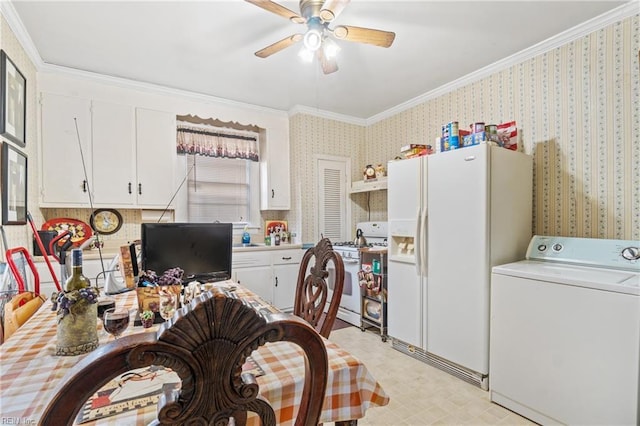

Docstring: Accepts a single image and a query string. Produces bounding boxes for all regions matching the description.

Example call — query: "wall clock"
[89,208,123,235]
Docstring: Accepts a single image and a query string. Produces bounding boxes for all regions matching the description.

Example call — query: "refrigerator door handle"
[421,208,428,275]
[415,207,422,276]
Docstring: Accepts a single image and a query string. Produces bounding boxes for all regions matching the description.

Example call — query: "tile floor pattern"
[329,326,537,425]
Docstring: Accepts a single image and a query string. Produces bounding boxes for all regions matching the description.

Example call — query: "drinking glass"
[159,290,177,322]
[102,307,130,339]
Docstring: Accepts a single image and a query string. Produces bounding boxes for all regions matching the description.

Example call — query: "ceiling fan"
[245,0,395,74]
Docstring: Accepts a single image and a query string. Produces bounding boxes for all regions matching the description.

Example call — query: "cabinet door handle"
[82,180,87,193]
[138,183,142,195]
[282,256,292,260]
[271,189,274,198]
[275,276,278,287]
[128,182,132,194]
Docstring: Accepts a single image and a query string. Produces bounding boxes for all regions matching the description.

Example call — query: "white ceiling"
[7,0,632,120]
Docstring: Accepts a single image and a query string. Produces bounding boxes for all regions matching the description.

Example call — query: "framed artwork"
[2,142,27,225]
[0,50,26,147]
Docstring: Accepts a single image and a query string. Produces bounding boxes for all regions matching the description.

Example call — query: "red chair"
[3,247,46,342]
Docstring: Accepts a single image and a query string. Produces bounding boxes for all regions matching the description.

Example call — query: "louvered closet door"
[317,159,347,243]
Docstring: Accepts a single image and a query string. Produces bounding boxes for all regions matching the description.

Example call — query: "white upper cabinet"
[91,101,136,205]
[135,108,176,207]
[259,128,290,210]
[40,93,176,208]
[40,93,92,205]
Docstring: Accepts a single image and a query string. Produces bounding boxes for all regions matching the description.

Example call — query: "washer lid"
[492,260,640,295]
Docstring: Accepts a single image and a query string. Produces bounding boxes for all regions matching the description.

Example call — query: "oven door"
[327,254,361,326]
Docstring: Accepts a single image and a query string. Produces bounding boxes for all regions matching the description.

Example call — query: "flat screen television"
[141,222,233,283]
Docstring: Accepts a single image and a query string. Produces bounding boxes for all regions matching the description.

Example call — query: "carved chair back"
[293,238,345,339]
[41,290,328,426]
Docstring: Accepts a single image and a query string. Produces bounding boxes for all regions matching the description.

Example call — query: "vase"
[141,317,154,328]
[55,302,98,356]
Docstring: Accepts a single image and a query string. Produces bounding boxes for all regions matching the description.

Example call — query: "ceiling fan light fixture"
[298,47,315,63]
[323,38,340,59]
[303,29,323,51]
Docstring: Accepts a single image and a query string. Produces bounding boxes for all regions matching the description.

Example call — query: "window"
[187,155,260,227]
[176,120,261,229]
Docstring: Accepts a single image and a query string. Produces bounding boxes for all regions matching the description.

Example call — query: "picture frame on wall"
[0,50,26,147]
[1,142,28,225]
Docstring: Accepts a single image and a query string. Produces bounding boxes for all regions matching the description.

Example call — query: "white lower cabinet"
[272,250,303,312]
[232,248,303,311]
[35,258,107,297]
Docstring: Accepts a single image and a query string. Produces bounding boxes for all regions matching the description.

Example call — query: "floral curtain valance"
[176,123,259,162]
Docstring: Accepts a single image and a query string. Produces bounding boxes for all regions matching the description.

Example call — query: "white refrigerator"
[387,144,532,388]
[387,156,428,349]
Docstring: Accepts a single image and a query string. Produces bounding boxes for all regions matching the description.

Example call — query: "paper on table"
[75,366,180,424]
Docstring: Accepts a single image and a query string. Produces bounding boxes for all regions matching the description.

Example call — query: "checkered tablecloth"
[0,284,389,424]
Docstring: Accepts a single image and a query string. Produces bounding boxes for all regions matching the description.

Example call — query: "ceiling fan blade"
[255,34,303,58]
[245,0,306,24]
[319,0,350,22]
[332,25,395,48]
[317,49,338,74]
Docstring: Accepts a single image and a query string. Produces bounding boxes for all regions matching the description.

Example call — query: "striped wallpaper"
[1,14,638,254]
[290,14,639,242]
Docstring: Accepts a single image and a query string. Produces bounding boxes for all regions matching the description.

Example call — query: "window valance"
[177,122,259,162]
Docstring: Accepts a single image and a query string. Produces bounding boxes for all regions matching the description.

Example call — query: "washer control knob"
[537,244,547,252]
[621,247,640,261]
[552,243,563,252]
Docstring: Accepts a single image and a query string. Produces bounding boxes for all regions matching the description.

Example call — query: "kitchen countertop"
[34,243,304,263]
[232,243,302,252]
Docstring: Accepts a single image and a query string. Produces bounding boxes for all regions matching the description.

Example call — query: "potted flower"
[139,309,155,328]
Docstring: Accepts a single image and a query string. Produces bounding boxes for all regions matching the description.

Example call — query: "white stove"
[330,222,387,326]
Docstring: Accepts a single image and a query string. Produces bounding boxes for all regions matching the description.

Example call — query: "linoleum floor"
[329,325,537,425]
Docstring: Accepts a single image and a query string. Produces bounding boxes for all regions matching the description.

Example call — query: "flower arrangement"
[139,267,184,287]
[139,310,154,321]
[136,267,184,313]
[51,287,100,322]
[139,309,155,328]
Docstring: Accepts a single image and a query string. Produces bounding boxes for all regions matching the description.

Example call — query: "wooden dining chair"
[293,238,345,339]
[40,289,328,426]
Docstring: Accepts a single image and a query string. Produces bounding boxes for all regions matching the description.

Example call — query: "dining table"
[0,281,389,425]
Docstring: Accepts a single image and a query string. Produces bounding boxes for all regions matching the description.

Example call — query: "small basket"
[135,284,182,313]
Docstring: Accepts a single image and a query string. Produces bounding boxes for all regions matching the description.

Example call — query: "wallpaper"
[292,14,639,242]
[287,114,365,242]
[0,15,43,257]
[2,13,638,255]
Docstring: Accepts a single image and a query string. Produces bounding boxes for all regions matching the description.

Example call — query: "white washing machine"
[490,236,639,425]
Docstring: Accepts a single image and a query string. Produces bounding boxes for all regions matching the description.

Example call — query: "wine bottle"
[65,249,91,291]
[56,248,98,356]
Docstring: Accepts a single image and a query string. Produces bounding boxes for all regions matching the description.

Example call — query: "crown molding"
[2,1,288,117]
[4,0,637,126]
[0,1,44,68]
[366,1,639,125]
[38,64,289,116]
[288,104,367,126]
